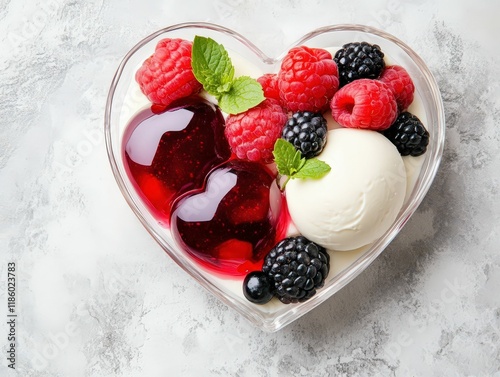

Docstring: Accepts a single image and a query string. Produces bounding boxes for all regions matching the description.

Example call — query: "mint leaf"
[273,139,301,177]
[218,76,265,114]
[273,139,330,189]
[192,36,234,91]
[294,158,331,179]
[191,36,264,114]
[217,81,233,95]
[197,69,220,94]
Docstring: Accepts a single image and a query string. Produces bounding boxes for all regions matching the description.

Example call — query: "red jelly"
[124,97,231,224]
[124,96,290,276]
[171,160,288,276]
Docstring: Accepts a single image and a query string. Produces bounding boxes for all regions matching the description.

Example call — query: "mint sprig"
[273,139,331,190]
[192,36,264,114]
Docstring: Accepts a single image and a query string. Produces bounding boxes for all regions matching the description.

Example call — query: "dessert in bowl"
[104,22,445,332]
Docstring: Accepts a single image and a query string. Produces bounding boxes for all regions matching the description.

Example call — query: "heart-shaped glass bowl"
[105,22,445,332]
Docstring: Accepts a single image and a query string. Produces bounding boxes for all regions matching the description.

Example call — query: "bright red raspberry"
[257,73,281,103]
[379,65,415,111]
[225,99,288,164]
[135,38,202,107]
[278,46,339,113]
[330,79,397,131]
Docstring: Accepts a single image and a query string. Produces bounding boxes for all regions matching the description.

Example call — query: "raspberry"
[278,46,339,113]
[379,65,415,112]
[383,112,429,156]
[135,38,202,107]
[330,79,397,131]
[225,99,288,163]
[257,73,281,103]
[334,42,385,87]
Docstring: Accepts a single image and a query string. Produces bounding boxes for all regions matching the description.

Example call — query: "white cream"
[286,128,407,251]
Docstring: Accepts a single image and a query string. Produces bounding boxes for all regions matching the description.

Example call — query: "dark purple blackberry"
[262,236,330,304]
[243,271,274,304]
[282,111,328,158]
[334,42,385,87]
[383,112,429,156]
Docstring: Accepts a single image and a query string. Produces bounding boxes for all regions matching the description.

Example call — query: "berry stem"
[276,174,291,191]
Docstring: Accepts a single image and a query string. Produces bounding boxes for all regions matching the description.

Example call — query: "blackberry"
[334,42,385,87]
[262,236,330,304]
[282,111,328,158]
[383,112,429,156]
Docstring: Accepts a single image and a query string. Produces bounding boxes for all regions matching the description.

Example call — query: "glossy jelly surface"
[124,97,231,224]
[171,160,289,276]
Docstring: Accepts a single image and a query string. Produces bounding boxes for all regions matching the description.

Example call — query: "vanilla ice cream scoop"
[286,128,407,251]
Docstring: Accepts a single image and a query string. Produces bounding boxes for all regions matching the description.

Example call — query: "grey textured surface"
[1,0,499,376]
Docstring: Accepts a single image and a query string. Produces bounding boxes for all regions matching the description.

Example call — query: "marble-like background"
[1,0,499,376]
